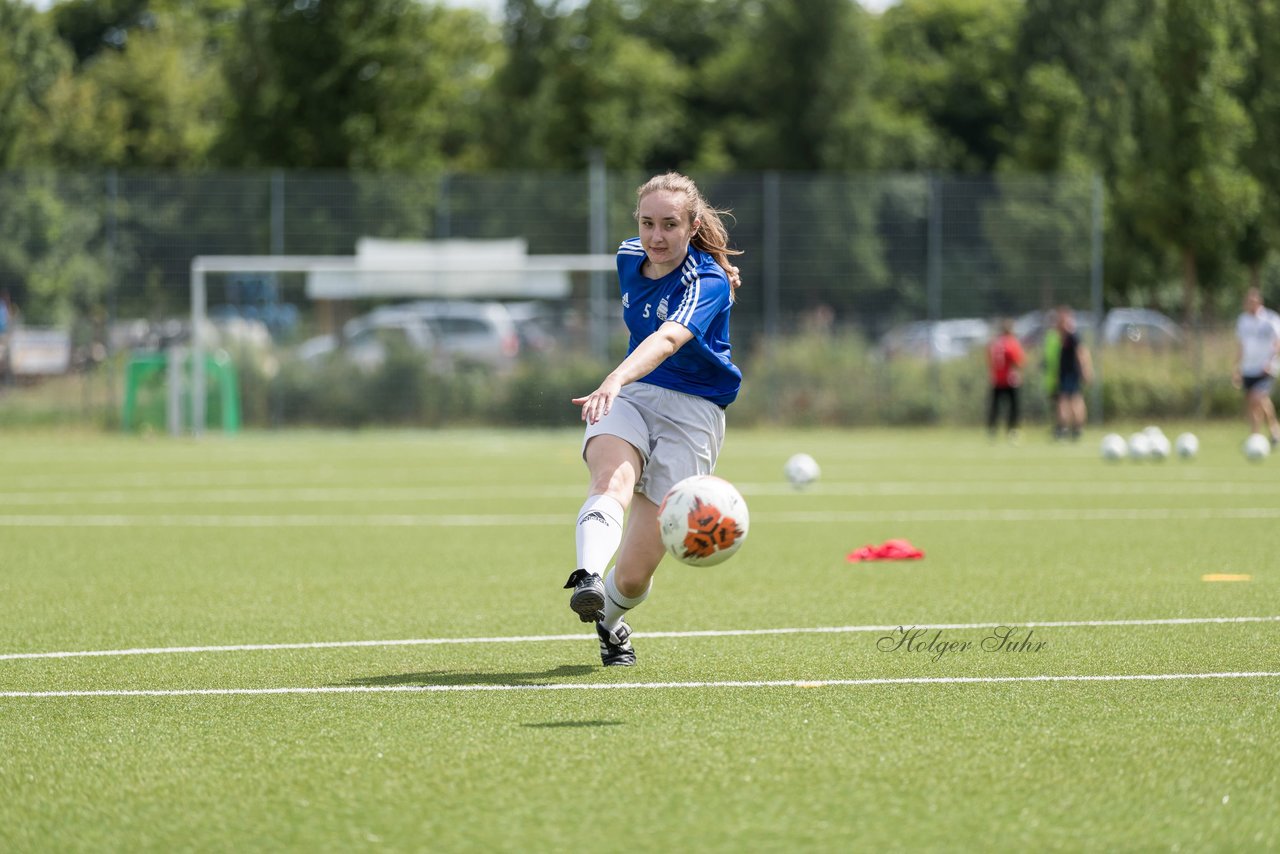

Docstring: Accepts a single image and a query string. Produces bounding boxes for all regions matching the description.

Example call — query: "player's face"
[637,190,699,276]
[1244,290,1261,313]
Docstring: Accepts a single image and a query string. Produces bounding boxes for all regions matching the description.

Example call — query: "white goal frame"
[188,253,616,437]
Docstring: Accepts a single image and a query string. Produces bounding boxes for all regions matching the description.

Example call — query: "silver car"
[298,300,522,373]
[296,307,442,373]
[877,318,993,362]
[397,300,522,371]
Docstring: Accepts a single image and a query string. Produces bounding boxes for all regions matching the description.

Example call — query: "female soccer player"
[564,172,742,666]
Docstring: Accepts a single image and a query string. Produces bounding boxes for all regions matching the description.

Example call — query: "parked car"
[1102,308,1183,347]
[504,300,561,356]
[297,307,442,373]
[877,318,993,362]
[297,300,523,373]
[1012,310,1095,347]
[1014,308,1182,348]
[397,300,521,371]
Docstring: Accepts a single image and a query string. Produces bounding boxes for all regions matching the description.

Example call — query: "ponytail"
[635,172,743,299]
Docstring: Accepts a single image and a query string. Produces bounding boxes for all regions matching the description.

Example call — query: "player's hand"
[727,265,742,290]
[572,375,623,425]
[1231,369,1243,389]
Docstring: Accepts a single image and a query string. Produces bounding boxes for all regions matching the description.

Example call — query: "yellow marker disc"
[1201,573,1252,582]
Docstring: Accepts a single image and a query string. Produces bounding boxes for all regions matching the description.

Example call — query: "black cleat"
[596,620,636,667]
[564,569,605,623]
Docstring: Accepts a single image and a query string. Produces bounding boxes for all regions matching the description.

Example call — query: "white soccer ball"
[1100,433,1127,462]
[783,453,821,488]
[1128,432,1153,461]
[1174,432,1199,460]
[1243,433,1271,462]
[1147,433,1171,461]
[1143,425,1166,440]
[657,475,750,567]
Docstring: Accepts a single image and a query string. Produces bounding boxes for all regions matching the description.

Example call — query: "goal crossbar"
[187,253,616,437]
[192,254,617,274]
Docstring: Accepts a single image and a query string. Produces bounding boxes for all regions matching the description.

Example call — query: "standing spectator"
[0,289,13,383]
[1041,309,1064,439]
[986,317,1025,440]
[1055,307,1092,441]
[0,289,12,335]
[1232,287,1280,446]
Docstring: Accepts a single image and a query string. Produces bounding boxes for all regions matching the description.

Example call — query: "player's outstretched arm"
[572,321,694,424]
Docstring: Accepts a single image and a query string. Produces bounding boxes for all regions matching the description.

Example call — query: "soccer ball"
[1147,432,1171,461]
[1174,432,1199,460]
[1100,433,1127,462]
[1243,433,1271,462]
[1128,432,1153,461]
[657,475,750,567]
[783,453,821,488]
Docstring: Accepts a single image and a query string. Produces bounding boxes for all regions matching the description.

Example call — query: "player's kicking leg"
[592,496,664,666]
[567,436,639,621]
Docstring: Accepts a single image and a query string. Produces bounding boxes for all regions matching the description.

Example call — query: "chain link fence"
[0,169,1239,432]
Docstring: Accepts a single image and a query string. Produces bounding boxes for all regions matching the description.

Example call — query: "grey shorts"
[582,381,726,505]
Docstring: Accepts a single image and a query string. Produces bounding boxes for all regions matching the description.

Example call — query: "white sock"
[575,494,624,578]
[601,568,649,632]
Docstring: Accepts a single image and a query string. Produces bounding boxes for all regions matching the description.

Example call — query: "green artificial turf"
[1,424,1277,851]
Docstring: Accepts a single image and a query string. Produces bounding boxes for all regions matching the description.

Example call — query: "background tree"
[50,0,148,66]
[1236,0,1280,294]
[875,0,1020,173]
[216,0,497,171]
[612,0,748,171]
[1121,0,1258,321]
[508,0,689,171]
[0,0,74,168]
[1010,0,1177,308]
[696,0,878,171]
[484,0,559,170]
[0,173,108,326]
[44,7,225,169]
[6,0,1280,328]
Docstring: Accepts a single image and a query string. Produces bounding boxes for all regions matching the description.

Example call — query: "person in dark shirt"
[1055,307,1093,441]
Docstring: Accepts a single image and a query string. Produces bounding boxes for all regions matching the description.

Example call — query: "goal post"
[187,252,617,437]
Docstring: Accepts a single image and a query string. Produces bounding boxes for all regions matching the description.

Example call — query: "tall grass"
[0,329,1261,431]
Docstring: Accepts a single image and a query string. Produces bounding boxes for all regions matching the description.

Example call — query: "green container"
[121,350,241,434]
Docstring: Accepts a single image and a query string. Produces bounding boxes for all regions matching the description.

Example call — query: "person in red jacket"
[987,317,1026,440]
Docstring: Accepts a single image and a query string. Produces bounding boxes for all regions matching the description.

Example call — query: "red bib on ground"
[845,539,925,562]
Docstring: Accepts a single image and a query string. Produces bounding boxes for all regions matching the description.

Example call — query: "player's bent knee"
[613,564,656,599]
[585,437,642,498]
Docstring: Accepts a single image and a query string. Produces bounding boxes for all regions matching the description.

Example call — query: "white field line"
[4,615,1277,662]
[3,461,1260,490]
[3,507,1280,527]
[4,480,1279,505]
[3,671,1279,699]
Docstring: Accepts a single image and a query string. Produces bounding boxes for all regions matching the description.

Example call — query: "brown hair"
[635,172,743,298]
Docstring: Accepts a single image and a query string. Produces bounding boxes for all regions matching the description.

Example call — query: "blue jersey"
[616,237,741,406]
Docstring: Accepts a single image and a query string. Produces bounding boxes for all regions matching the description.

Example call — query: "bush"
[734,331,993,427]
[497,356,609,427]
[272,356,374,428]
[5,326,1268,431]
[731,326,1257,427]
